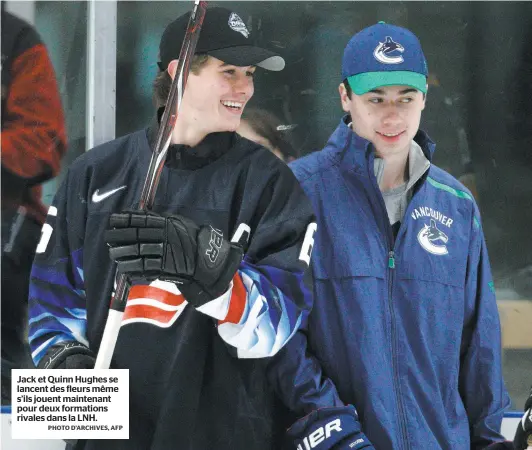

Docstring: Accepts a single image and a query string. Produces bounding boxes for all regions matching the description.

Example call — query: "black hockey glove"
[37,342,96,369]
[105,210,243,307]
[288,405,375,450]
[485,443,515,450]
[514,387,532,450]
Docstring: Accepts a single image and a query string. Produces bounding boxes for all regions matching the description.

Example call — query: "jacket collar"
[326,115,436,176]
[147,108,235,170]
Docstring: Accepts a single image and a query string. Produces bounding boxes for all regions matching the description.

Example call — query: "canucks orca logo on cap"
[228,12,249,38]
[373,36,404,64]
[343,22,428,93]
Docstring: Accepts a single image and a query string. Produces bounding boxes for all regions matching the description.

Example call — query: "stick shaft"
[95,1,208,370]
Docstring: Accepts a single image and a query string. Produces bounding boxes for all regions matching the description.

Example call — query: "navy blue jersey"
[28,128,316,449]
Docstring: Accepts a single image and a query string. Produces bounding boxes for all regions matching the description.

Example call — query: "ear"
[167,59,179,81]
[338,83,351,113]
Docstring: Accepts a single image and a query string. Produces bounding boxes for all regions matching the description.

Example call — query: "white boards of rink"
[0,406,525,449]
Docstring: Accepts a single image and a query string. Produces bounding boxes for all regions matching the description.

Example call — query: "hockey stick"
[94,0,208,370]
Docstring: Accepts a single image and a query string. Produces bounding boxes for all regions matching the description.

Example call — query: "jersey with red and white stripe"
[27,129,315,449]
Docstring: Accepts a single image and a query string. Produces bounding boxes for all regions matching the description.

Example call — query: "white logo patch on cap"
[373,36,404,64]
[228,12,249,38]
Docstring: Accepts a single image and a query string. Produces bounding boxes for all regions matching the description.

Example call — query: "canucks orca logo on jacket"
[411,206,454,256]
[373,36,404,64]
[417,219,449,256]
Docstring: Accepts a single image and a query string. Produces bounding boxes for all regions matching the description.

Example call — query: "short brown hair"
[152,54,209,109]
[343,79,353,99]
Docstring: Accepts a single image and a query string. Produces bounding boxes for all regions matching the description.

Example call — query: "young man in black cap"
[28,7,315,449]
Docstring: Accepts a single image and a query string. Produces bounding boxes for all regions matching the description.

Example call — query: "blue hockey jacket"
[273,116,510,450]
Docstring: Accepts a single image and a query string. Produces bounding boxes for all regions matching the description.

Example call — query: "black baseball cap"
[158,7,285,72]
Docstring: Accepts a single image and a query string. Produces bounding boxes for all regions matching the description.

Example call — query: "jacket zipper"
[386,248,409,450]
[367,150,410,450]
[388,251,396,269]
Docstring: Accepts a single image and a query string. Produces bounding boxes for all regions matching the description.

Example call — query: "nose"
[381,104,402,127]
[233,72,254,99]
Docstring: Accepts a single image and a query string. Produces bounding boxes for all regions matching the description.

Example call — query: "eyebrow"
[219,63,256,69]
[368,88,418,95]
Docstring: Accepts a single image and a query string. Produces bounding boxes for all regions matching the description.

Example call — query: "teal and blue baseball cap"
[342,22,428,95]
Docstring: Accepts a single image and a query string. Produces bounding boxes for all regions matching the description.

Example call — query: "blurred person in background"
[237,107,299,162]
[1,5,67,405]
[422,72,479,200]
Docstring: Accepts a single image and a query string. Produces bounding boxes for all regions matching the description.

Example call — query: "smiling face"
[168,56,255,145]
[339,83,426,159]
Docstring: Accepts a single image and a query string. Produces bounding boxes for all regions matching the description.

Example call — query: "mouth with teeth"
[221,100,244,115]
[376,130,405,142]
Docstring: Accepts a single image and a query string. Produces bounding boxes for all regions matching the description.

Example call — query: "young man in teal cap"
[271,22,510,449]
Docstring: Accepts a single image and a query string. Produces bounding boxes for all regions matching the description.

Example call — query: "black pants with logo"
[1,208,40,404]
